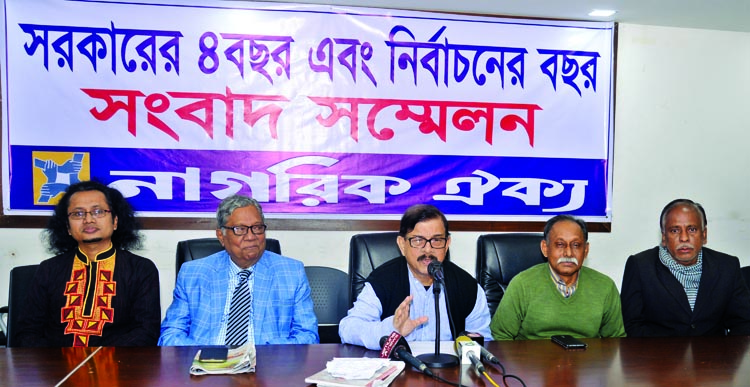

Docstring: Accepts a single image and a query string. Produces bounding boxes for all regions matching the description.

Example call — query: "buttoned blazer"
[621,246,750,337]
[159,250,318,345]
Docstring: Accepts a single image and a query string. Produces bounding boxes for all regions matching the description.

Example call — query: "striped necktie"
[225,269,252,346]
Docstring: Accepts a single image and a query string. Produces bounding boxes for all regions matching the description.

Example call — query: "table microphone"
[458,331,500,365]
[379,332,434,377]
[454,335,485,373]
[428,261,444,282]
[477,343,500,365]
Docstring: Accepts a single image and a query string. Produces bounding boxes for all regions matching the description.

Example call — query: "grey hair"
[216,195,265,229]
[659,198,706,233]
[543,214,588,242]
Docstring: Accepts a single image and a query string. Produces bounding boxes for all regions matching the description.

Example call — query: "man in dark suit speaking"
[621,199,750,337]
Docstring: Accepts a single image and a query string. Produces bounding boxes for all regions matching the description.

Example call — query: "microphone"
[454,336,485,373]
[428,261,444,282]
[379,332,434,377]
[478,344,500,365]
[458,331,499,365]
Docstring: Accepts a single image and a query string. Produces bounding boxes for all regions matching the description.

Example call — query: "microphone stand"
[417,263,458,368]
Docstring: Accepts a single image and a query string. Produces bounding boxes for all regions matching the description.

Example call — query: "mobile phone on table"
[199,347,229,362]
[551,335,587,349]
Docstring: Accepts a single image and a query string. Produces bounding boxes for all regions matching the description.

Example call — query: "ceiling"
[258,0,750,33]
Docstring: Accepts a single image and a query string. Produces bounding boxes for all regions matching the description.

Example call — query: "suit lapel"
[251,252,270,337]
[210,255,231,341]
[693,249,716,316]
[654,252,693,315]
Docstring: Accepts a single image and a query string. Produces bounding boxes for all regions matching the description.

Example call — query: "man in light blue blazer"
[159,195,318,345]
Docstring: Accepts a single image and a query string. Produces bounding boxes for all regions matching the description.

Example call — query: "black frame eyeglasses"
[68,209,112,220]
[222,224,267,236]
[407,236,448,249]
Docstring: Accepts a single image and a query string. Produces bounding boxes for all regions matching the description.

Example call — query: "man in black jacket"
[17,180,160,347]
[621,198,750,337]
[339,204,491,350]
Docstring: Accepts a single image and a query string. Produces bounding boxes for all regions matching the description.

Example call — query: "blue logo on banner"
[32,152,89,204]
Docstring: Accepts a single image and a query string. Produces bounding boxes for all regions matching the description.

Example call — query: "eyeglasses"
[222,224,267,236]
[407,236,448,249]
[68,209,112,220]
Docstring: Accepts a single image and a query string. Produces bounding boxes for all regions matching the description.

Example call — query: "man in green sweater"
[490,215,626,340]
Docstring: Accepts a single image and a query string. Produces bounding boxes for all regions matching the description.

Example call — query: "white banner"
[1,0,614,221]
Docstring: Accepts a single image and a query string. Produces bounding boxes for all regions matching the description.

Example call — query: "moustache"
[418,255,438,262]
[557,257,579,266]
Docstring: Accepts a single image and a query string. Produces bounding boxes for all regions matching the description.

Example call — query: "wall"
[2,23,750,319]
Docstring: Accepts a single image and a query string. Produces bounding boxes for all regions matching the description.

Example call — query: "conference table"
[2,335,749,386]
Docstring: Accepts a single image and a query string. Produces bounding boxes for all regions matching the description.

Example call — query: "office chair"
[304,266,349,343]
[175,237,281,277]
[348,232,402,308]
[3,264,40,347]
[476,233,546,316]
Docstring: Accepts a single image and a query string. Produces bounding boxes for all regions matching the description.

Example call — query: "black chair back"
[348,232,401,308]
[7,264,40,347]
[476,233,546,316]
[175,237,281,277]
[305,266,349,343]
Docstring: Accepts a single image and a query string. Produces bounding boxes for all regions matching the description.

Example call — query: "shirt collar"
[549,263,578,298]
[75,243,115,264]
[226,253,257,277]
[406,261,436,291]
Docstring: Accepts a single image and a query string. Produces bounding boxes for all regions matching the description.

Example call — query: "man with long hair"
[17,180,160,346]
